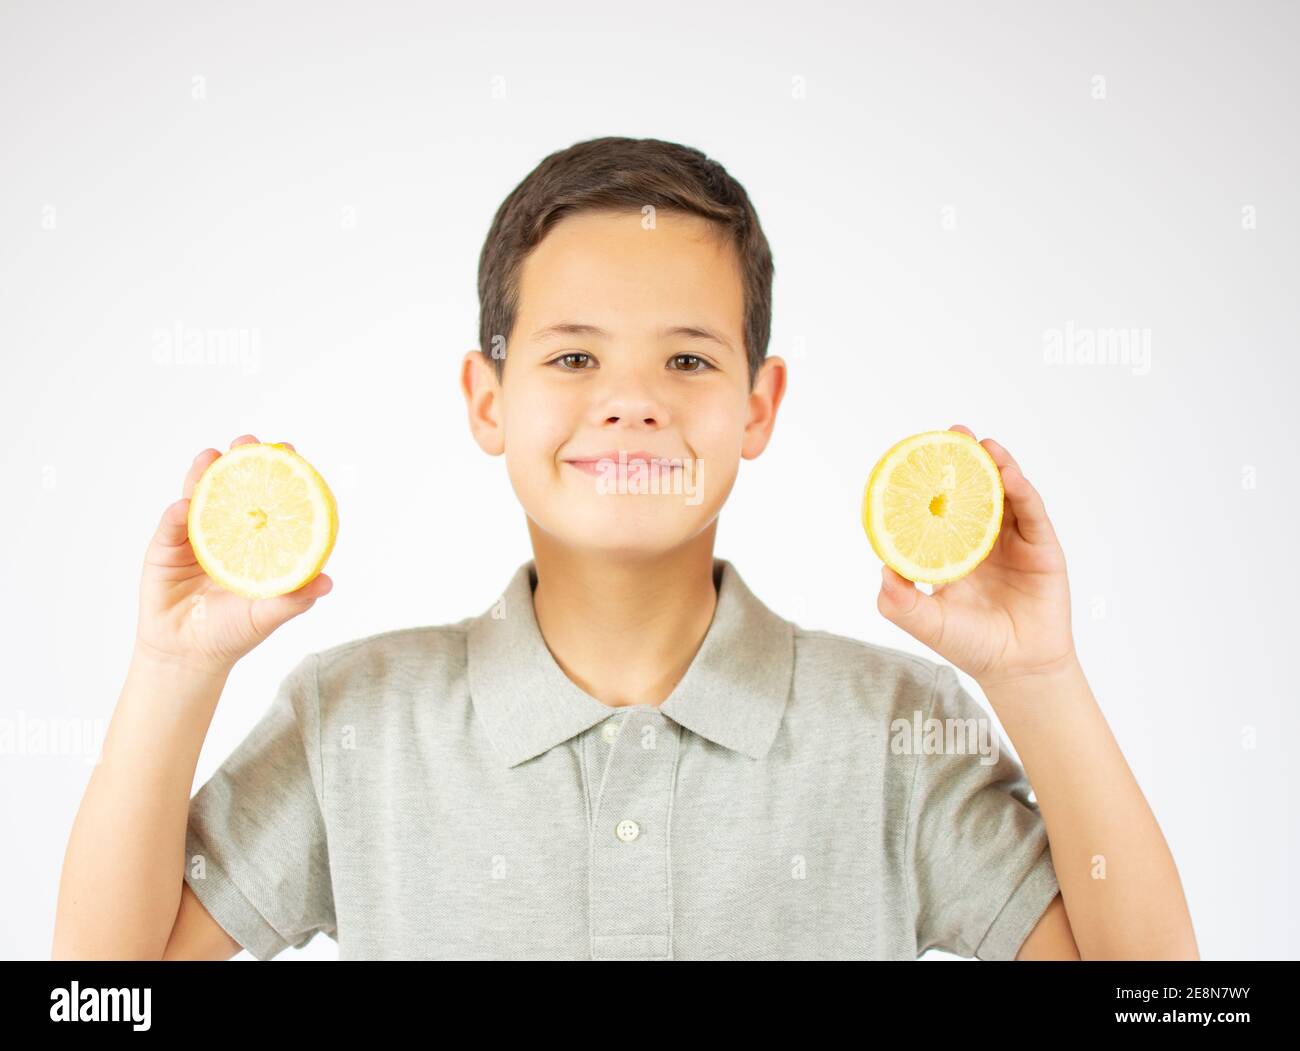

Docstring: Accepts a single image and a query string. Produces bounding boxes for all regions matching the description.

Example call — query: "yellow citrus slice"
[862,430,1003,584]
[187,443,338,600]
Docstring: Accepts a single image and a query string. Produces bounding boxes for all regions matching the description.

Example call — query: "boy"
[53,136,1197,960]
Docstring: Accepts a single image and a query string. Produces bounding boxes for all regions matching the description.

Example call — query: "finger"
[999,462,1058,546]
[183,449,221,499]
[948,423,976,439]
[231,434,260,448]
[275,441,296,452]
[968,437,1029,539]
[979,437,1021,474]
[145,498,198,568]
[877,565,944,649]
[249,573,333,634]
[152,498,191,548]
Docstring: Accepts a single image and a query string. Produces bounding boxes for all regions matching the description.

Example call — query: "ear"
[741,355,788,460]
[461,348,505,456]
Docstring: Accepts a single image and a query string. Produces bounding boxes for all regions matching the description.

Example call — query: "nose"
[592,368,672,429]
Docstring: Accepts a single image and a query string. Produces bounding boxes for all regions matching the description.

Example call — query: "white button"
[601,721,621,744]
[615,819,640,842]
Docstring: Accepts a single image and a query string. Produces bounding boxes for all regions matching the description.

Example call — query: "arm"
[877,424,1197,960]
[52,434,332,960]
[1017,892,1081,960]
[52,650,235,959]
[163,882,242,960]
[988,658,1198,960]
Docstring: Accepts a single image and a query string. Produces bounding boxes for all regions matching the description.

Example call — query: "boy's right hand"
[135,434,334,676]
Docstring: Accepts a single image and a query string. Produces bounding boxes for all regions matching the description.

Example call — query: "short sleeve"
[182,653,336,960]
[904,663,1060,960]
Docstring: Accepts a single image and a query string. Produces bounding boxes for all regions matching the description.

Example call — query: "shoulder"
[790,624,947,716]
[309,617,475,698]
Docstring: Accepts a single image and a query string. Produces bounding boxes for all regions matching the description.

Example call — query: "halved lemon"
[188,443,338,600]
[862,430,1003,584]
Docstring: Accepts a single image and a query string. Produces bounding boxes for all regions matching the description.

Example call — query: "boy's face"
[463,207,785,558]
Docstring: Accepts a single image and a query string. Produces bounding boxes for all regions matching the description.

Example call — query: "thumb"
[249,573,334,635]
[877,565,943,648]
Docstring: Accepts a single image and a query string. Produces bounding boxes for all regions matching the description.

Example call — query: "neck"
[526,520,721,708]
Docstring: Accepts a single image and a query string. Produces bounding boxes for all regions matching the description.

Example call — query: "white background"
[2,0,1296,960]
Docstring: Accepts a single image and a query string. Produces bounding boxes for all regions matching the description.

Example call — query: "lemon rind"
[187,443,338,600]
[862,430,1004,585]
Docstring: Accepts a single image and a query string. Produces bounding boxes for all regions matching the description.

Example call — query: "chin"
[534,502,708,556]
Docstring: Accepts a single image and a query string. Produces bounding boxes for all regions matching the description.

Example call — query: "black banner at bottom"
[4,959,1291,1037]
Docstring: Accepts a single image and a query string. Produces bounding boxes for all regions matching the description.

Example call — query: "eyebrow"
[530,322,733,353]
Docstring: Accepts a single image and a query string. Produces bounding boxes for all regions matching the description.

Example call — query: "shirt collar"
[466,557,795,768]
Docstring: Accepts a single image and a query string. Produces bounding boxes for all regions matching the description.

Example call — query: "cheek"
[686,395,746,461]
[501,384,576,484]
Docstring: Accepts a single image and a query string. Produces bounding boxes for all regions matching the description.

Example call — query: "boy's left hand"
[875,424,1079,690]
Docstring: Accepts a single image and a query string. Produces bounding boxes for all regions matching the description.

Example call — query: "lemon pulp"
[187,443,338,599]
[862,431,1003,584]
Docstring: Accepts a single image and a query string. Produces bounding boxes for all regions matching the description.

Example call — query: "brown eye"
[670,354,713,372]
[550,352,593,370]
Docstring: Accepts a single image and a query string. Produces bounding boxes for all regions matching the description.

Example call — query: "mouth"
[562,451,685,476]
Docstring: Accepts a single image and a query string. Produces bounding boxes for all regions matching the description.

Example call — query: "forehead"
[514,209,744,336]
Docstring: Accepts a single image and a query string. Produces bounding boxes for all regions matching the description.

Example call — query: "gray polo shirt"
[183,557,1060,960]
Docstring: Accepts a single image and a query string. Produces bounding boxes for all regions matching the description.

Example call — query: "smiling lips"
[563,450,685,475]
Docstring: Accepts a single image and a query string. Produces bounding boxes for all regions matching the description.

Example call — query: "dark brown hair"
[476,136,774,390]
